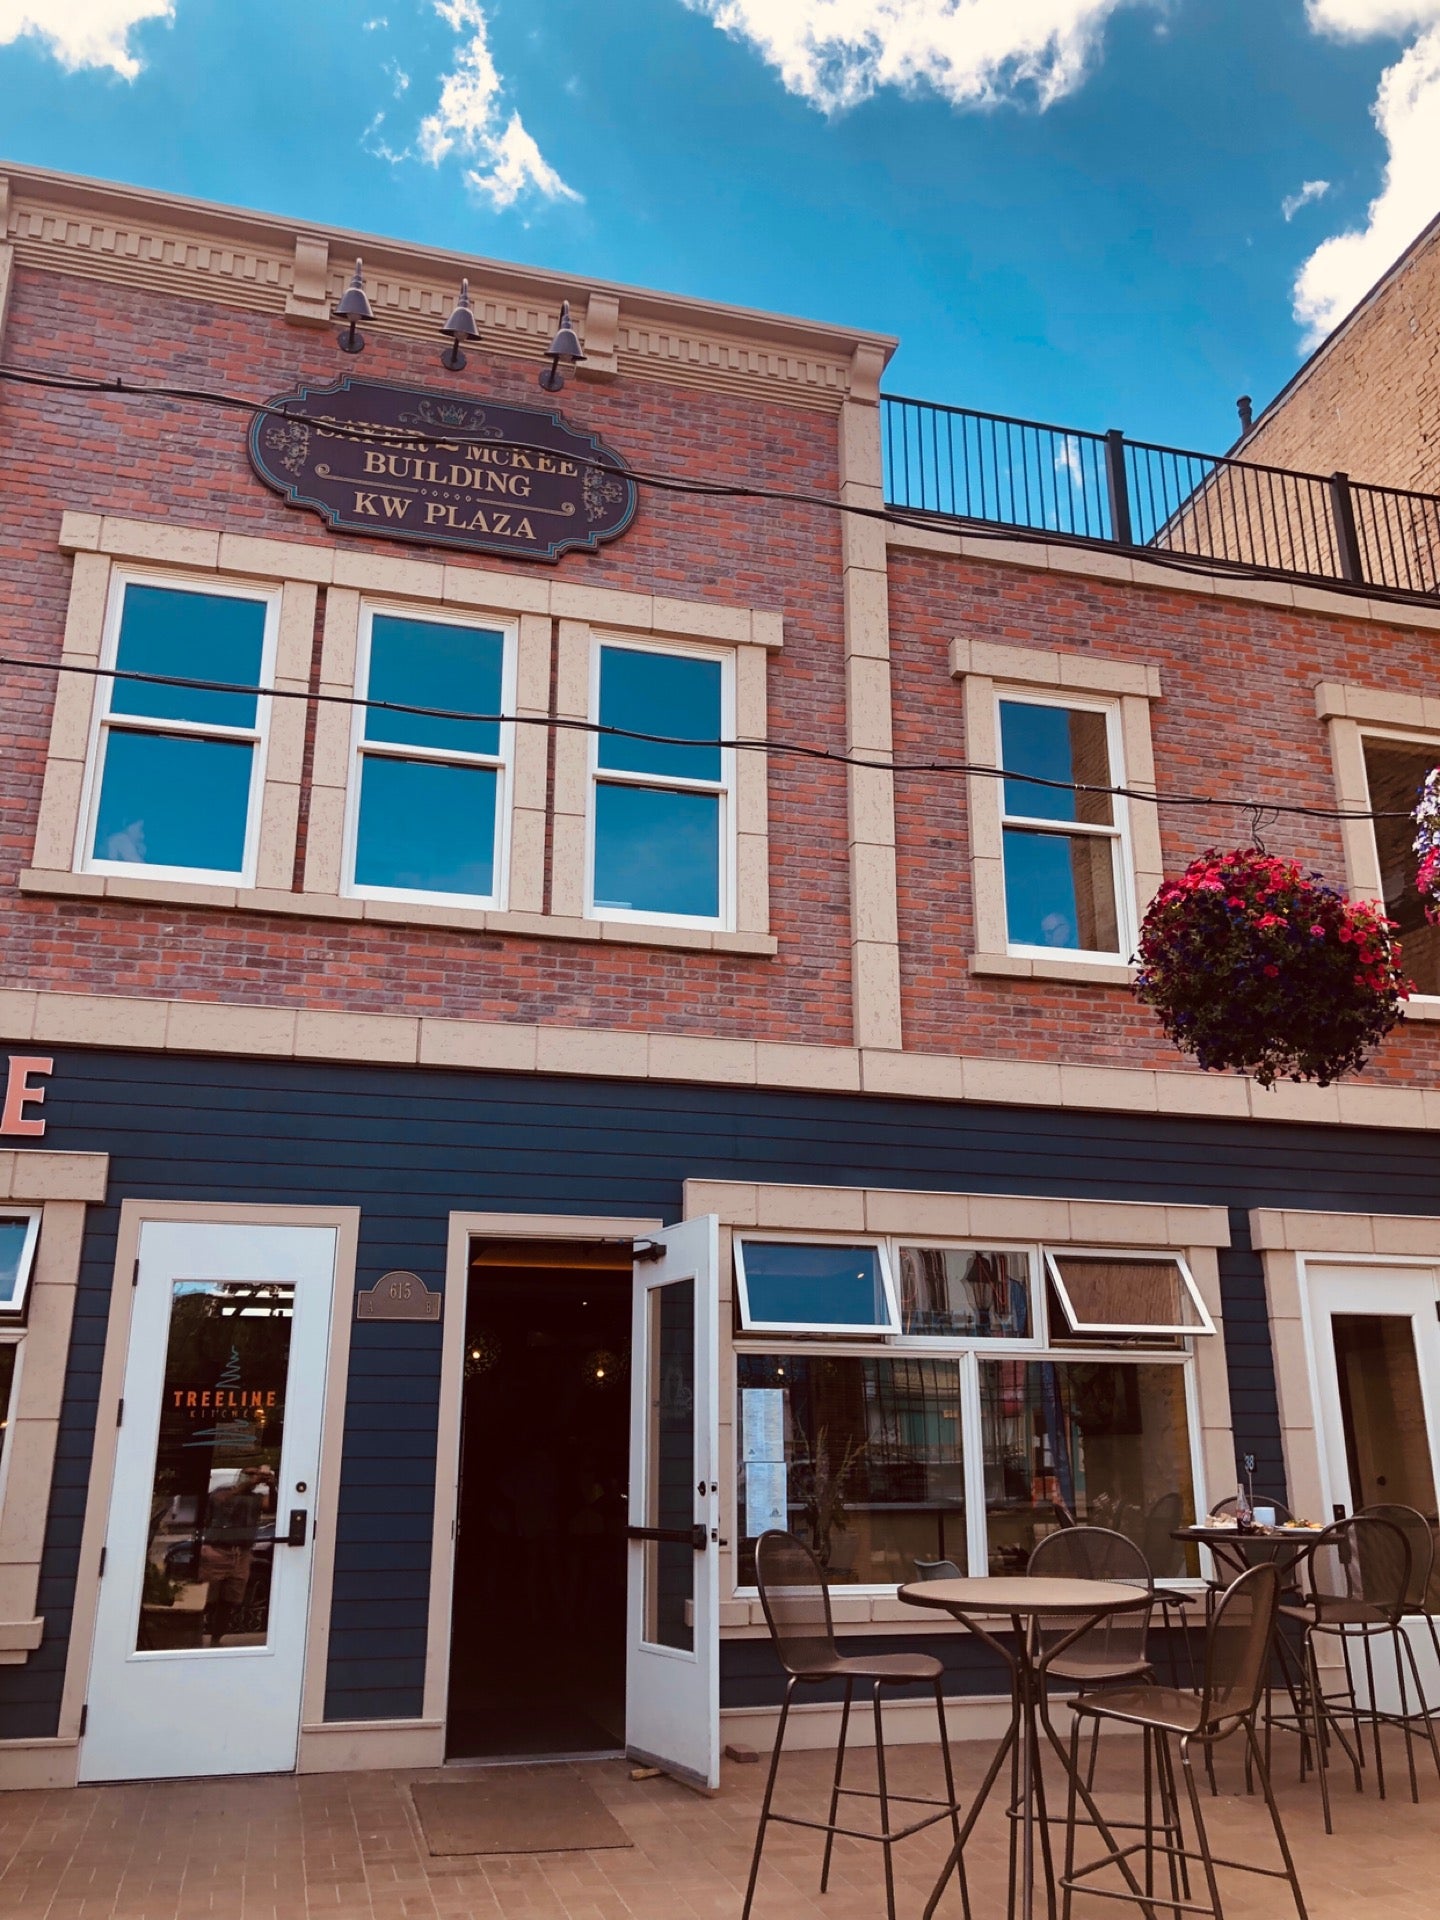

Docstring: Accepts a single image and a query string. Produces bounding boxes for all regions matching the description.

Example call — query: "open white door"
[1305,1261,1440,1708]
[625,1216,720,1790]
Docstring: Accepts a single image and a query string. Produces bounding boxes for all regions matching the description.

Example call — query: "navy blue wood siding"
[3,1045,1438,1740]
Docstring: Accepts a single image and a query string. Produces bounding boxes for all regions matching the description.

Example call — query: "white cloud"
[681,0,1154,112]
[1282,177,1331,220]
[1295,2,1440,343]
[0,0,173,78]
[414,0,580,208]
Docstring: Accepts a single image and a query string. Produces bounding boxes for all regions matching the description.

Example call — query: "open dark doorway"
[446,1239,632,1759]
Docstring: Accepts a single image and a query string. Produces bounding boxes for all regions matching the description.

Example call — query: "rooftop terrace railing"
[881,394,1440,600]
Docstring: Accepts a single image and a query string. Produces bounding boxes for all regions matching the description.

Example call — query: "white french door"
[1304,1261,1440,1705]
[624,1217,720,1790]
[80,1222,337,1782]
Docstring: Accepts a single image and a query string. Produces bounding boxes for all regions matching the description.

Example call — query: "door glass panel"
[644,1278,694,1652]
[1332,1313,1439,1523]
[137,1282,294,1653]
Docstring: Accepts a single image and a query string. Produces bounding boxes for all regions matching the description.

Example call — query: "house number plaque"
[356,1270,442,1322]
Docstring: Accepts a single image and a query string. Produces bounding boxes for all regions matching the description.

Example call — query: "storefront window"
[736,1353,964,1585]
[137,1281,294,1652]
[736,1241,897,1333]
[980,1359,1197,1578]
[899,1247,1031,1338]
[0,1212,41,1317]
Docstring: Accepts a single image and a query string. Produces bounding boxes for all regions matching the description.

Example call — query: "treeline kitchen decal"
[248,378,637,562]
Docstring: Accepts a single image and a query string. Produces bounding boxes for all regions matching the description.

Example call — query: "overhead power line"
[0,654,1421,824]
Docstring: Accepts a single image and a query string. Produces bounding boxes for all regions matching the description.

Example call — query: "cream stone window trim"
[0,1152,107,1665]
[1250,1207,1440,1527]
[57,1200,360,1763]
[953,643,1163,981]
[551,619,774,941]
[1316,682,1440,1022]
[687,1179,1228,1630]
[13,871,780,955]
[31,553,314,897]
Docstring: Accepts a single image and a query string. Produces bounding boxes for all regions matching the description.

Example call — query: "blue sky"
[2,0,1437,455]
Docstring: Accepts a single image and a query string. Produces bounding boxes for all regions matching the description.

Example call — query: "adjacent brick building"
[1,164,1438,1793]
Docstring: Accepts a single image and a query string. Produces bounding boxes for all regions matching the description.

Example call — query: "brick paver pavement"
[0,1731,1436,1920]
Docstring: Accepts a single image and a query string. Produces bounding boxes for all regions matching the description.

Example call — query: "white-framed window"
[997,691,1136,961]
[0,1210,41,1321]
[1045,1250,1214,1338]
[587,635,734,927]
[79,572,279,883]
[1359,730,1440,999]
[344,603,516,907]
[735,1238,900,1334]
[735,1236,1208,1589]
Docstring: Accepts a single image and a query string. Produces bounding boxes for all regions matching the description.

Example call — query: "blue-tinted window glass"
[593,783,720,918]
[1003,827,1119,953]
[364,616,503,758]
[354,756,498,898]
[109,585,265,729]
[597,646,722,781]
[92,730,254,873]
[0,1219,33,1308]
[1000,701,1112,826]
[740,1243,891,1329]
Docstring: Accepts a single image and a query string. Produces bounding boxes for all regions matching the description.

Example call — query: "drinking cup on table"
[1254,1505,1277,1529]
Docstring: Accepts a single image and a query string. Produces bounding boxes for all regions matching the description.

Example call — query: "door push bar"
[627,1523,708,1551]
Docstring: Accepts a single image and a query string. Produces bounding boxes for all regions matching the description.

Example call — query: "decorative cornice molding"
[0,164,895,413]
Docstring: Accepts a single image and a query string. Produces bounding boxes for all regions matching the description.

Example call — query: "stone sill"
[17,870,778,958]
[969,951,1136,988]
[0,1619,43,1659]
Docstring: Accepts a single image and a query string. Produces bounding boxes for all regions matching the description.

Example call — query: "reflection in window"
[899,1247,1032,1338]
[736,1242,895,1332]
[0,1344,16,1467]
[999,698,1125,955]
[1047,1254,1212,1338]
[980,1360,1197,1578]
[736,1354,963,1584]
[89,582,270,878]
[0,1213,41,1317]
[592,643,727,921]
[1362,737,1440,995]
[137,1282,294,1652]
[352,613,508,901]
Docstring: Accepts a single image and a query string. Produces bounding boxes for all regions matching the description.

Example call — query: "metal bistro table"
[900,1576,1153,1920]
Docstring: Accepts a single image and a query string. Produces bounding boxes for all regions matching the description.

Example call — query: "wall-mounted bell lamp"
[440,279,480,372]
[538,300,586,393]
[335,259,374,356]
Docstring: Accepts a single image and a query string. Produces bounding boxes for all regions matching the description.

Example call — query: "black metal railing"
[882,394,1440,599]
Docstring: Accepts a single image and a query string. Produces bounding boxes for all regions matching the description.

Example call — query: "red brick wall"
[0,267,854,1043]
[888,547,1440,1085]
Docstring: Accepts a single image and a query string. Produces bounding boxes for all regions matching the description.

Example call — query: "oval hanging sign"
[248,377,637,563]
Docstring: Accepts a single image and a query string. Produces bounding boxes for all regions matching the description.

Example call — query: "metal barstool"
[1281,1513,1440,1831]
[1059,1562,1307,1920]
[1361,1501,1440,1713]
[741,1531,966,1920]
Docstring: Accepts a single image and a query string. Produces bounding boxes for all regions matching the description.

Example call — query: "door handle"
[279,1509,309,1547]
[626,1524,708,1551]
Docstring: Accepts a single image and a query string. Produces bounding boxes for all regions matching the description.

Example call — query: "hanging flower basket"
[1415,768,1440,923]
[1134,848,1407,1088]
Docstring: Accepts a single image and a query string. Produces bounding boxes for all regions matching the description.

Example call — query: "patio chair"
[914,1557,963,1581]
[1058,1561,1307,1920]
[741,1531,966,1920]
[1360,1501,1440,1710]
[1281,1513,1440,1832]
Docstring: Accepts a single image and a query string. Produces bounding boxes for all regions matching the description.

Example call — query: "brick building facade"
[1,165,1438,1791]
